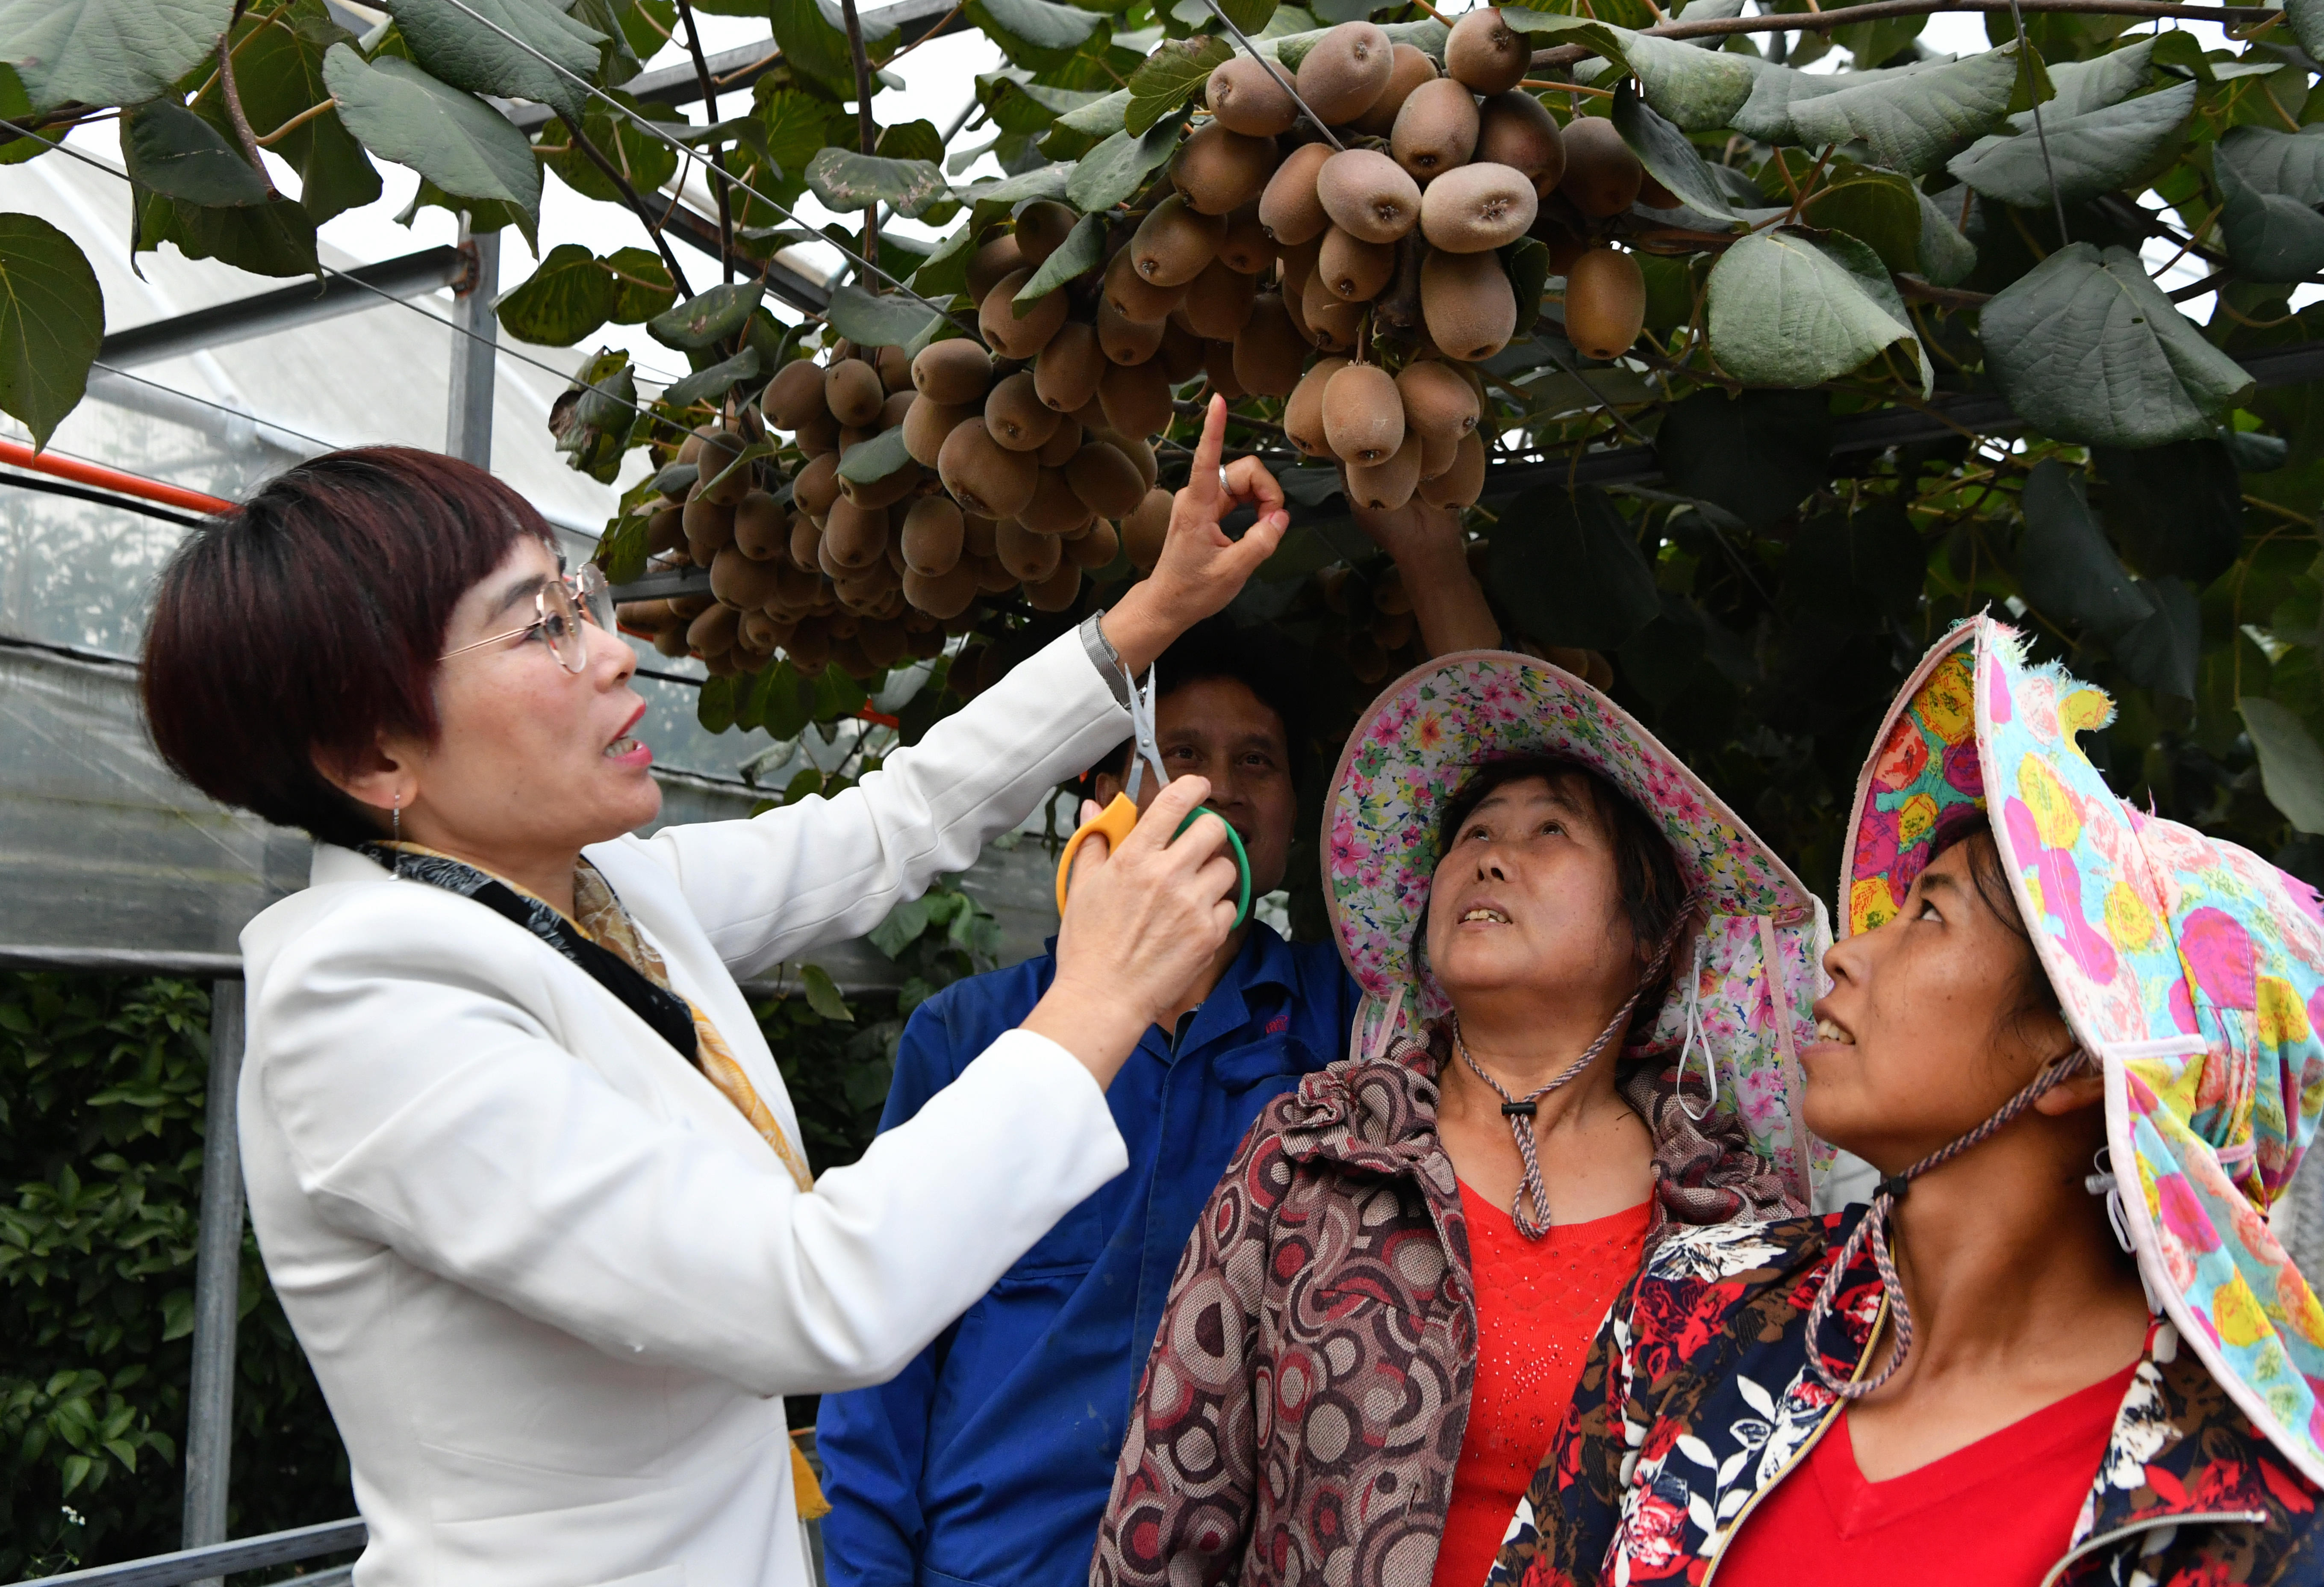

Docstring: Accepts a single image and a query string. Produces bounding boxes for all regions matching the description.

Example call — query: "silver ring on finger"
[1218,466,1231,498]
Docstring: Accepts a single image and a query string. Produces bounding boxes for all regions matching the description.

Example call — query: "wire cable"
[0,466,206,527]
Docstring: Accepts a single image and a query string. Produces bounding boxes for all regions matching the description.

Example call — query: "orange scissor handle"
[1054,793,1254,928]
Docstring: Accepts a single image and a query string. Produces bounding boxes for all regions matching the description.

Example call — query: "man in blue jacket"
[813,617,1363,1587]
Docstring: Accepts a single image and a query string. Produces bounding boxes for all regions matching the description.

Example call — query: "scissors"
[1054,660,1253,928]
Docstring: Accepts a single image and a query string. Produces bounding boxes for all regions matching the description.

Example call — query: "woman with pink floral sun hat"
[1088,650,1835,1587]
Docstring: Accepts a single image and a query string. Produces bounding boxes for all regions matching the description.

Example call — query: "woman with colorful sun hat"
[1485,614,2324,1587]
[1087,651,1835,1587]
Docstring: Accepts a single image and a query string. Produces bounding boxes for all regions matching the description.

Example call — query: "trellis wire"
[1199,0,1348,152]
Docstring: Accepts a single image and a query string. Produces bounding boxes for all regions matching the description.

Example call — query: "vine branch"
[214,31,280,198]
[1532,0,2276,62]
[672,0,737,283]
[840,0,881,284]
[559,113,698,300]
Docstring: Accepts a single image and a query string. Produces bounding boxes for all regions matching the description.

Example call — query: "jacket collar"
[1273,1033,1451,1189]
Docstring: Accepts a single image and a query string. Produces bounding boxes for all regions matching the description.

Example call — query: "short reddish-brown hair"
[143,447,551,848]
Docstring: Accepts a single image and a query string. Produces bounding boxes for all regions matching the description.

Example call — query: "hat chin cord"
[1804,1045,2095,1399]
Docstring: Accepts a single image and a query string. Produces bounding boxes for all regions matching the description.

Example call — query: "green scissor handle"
[1057,795,1252,930]
[1177,807,1253,930]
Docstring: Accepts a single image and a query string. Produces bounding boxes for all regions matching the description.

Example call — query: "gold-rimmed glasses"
[440,565,613,675]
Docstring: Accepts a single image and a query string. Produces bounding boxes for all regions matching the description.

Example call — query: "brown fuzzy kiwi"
[1258,142,1335,246]
[967,555,1019,595]
[879,389,917,431]
[856,617,909,668]
[900,497,966,576]
[1397,358,1483,440]
[1014,200,1079,266]
[795,405,842,457]
[677,427,711,466]
[1557,117,1643,218]
[902,397,975,468]
[1233,292,1308,396]
[1098,359,1173,437]
[738,610,781,654]
[1421,248,1519,360]
[1037,422,1085,469]
[874,345,913,393]
[1351,42,1440,136]
[1283,271,1315,340]
[1563,246,1647,361]
[1322,361,1406,464]
[1102,248,1188,325]
[647,504,687,556]
[938,418,1040,521]
[1319,225,1396,302]
[1346,431,1423,510]
[825,359,885,426]
[961,514,1000,560]
[1206,54,1298,137]
[1420,161,1539,252]
[1204,339,1248,400]
[1122,488,1173,571]
[1132,195,1225,288]
[966,233,1025,304]
[912,339,995,405]
[1391,77,1481,183]
[762,359,828,429]
[1418,429,1487,507]
[995,519,1063,582]
[1018,468,1096,536]
[1116,434,1159,496]
[786,618,834,673]
[789,515,822,570]
[1316,149,1422,244]
[1476,91,1566,193]
[1181,258,1259,339]
[839,424,877,453]
[1024,561,1082,613]
[1300,268,1365,351]
[1284,356,1349,457]
[985,371,1063,452]
[688,603,740,656]
[773,561,822,610]
[1417,425,1460,480]
[1637,171,1681,209]
[653,623,692,658]
[839,459,921,511]
[1218,204,1275,274]
[1172,124,1278,216]
[1067,519,1120,570]
[1098,296,1166,365]
[695,430,750,504]
[1064,441,1146,518]
[1446,7,1530,94]
[1276,232,1325,298]
[1035,322,1107,413]
[683,493,738,560]
[981,270,1069,359]
[903,562,981,619]
[1068,393,1109,435]
[1531,206,1591,273]
[824,498,891,572]
[1295,21,1394,125]
[1158,319,1206,383]
[711,545,783,609]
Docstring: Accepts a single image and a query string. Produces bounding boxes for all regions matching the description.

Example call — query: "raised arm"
[1351,498,1502,657]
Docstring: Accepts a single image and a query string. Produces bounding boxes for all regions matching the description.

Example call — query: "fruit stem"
[1519,78,1616,98]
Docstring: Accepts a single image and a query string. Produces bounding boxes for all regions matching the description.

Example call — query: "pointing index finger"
[1190,393,1228,502]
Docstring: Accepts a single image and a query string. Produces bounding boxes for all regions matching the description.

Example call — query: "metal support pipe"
[96,248,464,370]
[446,223,501,467]
[181,981,246,1587]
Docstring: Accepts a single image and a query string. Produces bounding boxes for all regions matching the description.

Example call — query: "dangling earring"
[390,793,404,876]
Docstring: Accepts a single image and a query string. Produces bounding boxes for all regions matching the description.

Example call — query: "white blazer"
[237,628,1135,1587]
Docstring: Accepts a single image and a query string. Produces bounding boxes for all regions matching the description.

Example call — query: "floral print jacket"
[1087,1031,1799,1587]
[1487,1210,2324,1587]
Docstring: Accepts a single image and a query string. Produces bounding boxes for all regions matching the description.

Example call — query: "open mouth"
[1814,1016,1856,1046]
[604,734,642,759]
[1458,907,1511,925]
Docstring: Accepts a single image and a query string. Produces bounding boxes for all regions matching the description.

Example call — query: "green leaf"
[385,0,604,125]
[1015,212,1105,306]
[60,1453,91,1497]
[1656,387,1832,529]
[1832,9,1924,72]
[542,87,679,206]
[603,245,677,323]
[1706,227,1923,392]
[768,0,863,97]
[214,1,381,223]
[837,423,915,483]
[913,223,981,297]
[1217,0,1279,33]
[2215,136,2324,286]
[980,71,1102,135]
[596,506,650,584]
[869,895,934,958]
[799,962,855,1021]
[1783,44,2025,176]
[698,672,737,732]
[1066,118,1180,212]
[2026,35,2155,120]
[1611,80,1736,222]
[137,190,319,277]
[2015,460,2153,635]
[1487,485,1661,651]
[121,98,269,207]
[1127,34,1233,136]
[960,164,1080,207]
[1913,184,1977,287]
[0,0,235,112]
[2239,696,2324,834]
[661,347,761,406]
[647,277,763,351]
[2289,0,2324,65]
[1980,242,2254,449]
[1947,80,2193,208]
[2090,441,2245,586]
[876,118,946,165]
[1052,86,1133,147]
[755,86,837,171]
[969,0,1108,71]
[806,147,949,218]
[1604,26,1761,132]
[324,45,543,231]
[1798,161,1921,277]
[1502,236,1549,325]
[2214,124,2324,208]
[751,661,811,740]
[815,662,869,719]
[2110,575,2198,700]
[826,281,946,350]
[495,243,617,345]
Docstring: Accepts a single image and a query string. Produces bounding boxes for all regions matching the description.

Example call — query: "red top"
[1716,1358,2141,1587]
[1430,1186,1649,1587]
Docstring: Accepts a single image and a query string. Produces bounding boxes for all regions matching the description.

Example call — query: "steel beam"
[97,248,464,370]
[12,1518,368,1587]
[446,224,501,466]
[181,980,246,1587]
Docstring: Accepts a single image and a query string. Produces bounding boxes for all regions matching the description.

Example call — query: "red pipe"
[0,438,232,516]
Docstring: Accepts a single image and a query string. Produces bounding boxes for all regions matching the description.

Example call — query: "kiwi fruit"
[1037,421,1085,469]
[795,405,842,457]
[774,561,821,609]
[1233,292,1309,396]
[1420,162,1539,252]
[872,345,912,394]
[1532,206,1591,273]
[1300,268,1365,351]
[1132,195,1226,288]
[677,427,711,466]
[1391,78,1482,184]
[967,233,1026,304]
[1207,54,1299,136]
[762,359,828,429]
[1322,361,1406,464]
[1014,201,1079,266]
[1099,358,1173,438]
[710,545,783,609]
[1475,91,1566,194]
[1098,295,1167,364]
[738,610,781,654]
[1563,246,1647,361]
[795,451,843,518]
[1018,468,1097,536]
[996,519,1063,582]
[1173,124,1279,216]
[981,371,1059,454]
[688,603,740,656]
[1158,319,1207,383]
[825,497,891,571]
[825,359,885,427]
[1418,429,1487,507]
[789,515,822,571]
[695,430,750,504]
[1103,248,1189,325]
[1218,204,1275,274]
[1067,519,1121,570]
[1347,431,1424,510]
[683,493,738,559]
[939,418,1040,521]
[1182,258,1259,339]
[899,496,966,577]
[1295,21,1394,125]
[1421,248,1519,361]
[981,270,1069,359]
[646,504,686,557]
[1351,42,1440,136]
[1446,7,1530,95]
[1284,356,1349,458]
[1065,441,1146,518]
[1316,149,1422,244]
[1319,226,1396,302]
[904,561,981,619]
[1204,338,1248,401]
[1025,561,1083,613]
[838,424,877,453]
[902,397,975,468]
[1258,142,1335,246]
[1397,359,1483,440]
[1558,117,1644,218]
[1118,434,1160,496]
[912,340,995,407]
[838,459,921,512]
[878,390,917,433]
[1036,322,1108,412]
[1123,488,1174,571]
[1276,232,1325,298]
[963,514,999,558]
[1417,425,1460,480]
[1638,171,1681,209]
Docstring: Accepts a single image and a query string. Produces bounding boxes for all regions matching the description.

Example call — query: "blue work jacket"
[815,923,1359,1587]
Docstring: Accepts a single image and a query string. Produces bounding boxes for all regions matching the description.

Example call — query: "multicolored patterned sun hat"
[1844,615,2324,1485]
[1324,650,1833,1203]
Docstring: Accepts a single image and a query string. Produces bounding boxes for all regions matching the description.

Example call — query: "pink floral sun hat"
[1846,615,2324,1485]
[1324,650,1834,1204]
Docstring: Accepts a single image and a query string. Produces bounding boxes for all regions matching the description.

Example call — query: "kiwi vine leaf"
[4,0,2324,917]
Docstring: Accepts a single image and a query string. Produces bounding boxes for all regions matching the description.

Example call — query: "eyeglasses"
[440,565,614,675]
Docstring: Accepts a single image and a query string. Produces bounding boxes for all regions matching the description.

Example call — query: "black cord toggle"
[1500,1100,1538,1118]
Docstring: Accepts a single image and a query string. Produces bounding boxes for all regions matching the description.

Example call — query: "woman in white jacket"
[137,402,1288,1587]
